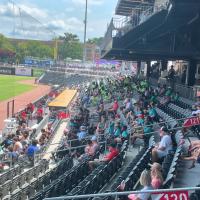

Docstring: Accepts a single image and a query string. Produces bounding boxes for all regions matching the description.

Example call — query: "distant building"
[8,38,63,47]
[85,43,101,63]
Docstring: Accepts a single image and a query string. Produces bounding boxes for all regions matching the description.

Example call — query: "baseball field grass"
[0,75,35,101]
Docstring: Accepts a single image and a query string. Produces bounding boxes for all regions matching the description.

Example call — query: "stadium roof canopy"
[115,0,154,16]
[102,0,200,61]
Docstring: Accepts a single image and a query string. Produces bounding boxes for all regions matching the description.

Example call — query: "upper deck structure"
[115,0,154,16]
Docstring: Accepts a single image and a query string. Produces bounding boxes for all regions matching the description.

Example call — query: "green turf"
[0,75,35,101]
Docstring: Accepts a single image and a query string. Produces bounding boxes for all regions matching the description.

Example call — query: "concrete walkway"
[43,121,68,160]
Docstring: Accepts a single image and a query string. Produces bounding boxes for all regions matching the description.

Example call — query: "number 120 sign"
[184,116,200,127]
[151,191,189,200]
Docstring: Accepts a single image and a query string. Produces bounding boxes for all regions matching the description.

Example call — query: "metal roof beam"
[115,0,154,16]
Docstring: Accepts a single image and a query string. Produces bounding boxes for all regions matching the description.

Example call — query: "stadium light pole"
[83,0,88,64]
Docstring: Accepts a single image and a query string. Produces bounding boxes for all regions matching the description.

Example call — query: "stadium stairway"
[173,135,200,189]
[155,95,200,189]
[43,120,68,160]
[173,160,200,189]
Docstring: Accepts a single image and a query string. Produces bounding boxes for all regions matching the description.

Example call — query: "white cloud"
[0,0,110,41]
[0,2,52,40]
[65,7,75,12]
[0,3,19,18]
[47,20,66,30]
[46,17,84,35]
[0,2,47,19]
[88,27,94,32]
[19,4,48,19]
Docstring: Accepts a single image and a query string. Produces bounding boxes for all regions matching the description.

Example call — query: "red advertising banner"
[152,190,189,200]
[183,116,200,127]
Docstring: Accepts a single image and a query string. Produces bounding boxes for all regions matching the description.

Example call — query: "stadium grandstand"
[1,0,200,200]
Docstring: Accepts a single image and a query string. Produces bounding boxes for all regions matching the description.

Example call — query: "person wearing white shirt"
[152,126,172,163]
[192,109,200,116]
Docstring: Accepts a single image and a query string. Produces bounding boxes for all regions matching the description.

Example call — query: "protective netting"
[0,0,55,41]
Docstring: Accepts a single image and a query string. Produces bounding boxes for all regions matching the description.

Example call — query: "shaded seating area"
[39,72,93,87]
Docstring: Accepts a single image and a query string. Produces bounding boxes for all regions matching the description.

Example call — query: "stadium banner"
[15,67,32,77]
[184,116,200,127]
[0,67,15,75]
[151,190,189,200]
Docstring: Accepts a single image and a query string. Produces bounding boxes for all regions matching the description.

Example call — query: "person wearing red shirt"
[113,100,119,112]
[30,103,34,113]
[36,107,43,124]
[37,107,43,116]
[48,91,54,98]
[89,143,119,170]
[27,103,34,113]
[108,99,119,116]
[21,111,27,120]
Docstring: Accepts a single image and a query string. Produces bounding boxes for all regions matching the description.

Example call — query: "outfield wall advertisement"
[15,67,32,76]
[0,67,15,75]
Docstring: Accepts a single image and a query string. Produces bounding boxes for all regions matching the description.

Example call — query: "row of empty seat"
[68,141,128,200]
[155,107,177,128]
[0,159,49,199]
[40,72,93,87]
[177,97,194,109]
[8,156,72,200]
[168,103,191,118]
[30,160,89,200]
[160,104,188,121]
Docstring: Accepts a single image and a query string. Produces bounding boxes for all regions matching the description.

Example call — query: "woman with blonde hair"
[128,170,153,200]
[150,162,163,189]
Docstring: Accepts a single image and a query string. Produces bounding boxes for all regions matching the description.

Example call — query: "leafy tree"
[58,32,83,60]
[0,34,15,62]
[14,41,53,63]
[87,37,103,46]
[59,33,79,43]
[0,34,14,51]
[58,41,83,60]
[0,32,86,62]
[14,42,27,63]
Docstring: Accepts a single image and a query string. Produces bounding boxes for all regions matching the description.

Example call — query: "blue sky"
[0,0,117,41]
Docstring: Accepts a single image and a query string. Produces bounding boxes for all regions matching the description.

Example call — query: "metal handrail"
[33,118,190,156]
[31,141,107,158]
[44,186,200,200]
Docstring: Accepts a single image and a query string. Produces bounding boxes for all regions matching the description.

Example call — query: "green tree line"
[0,33,102,63]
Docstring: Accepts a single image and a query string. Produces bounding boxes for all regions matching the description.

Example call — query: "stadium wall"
[0,67,15,75]
[15,67,32,76]
[0,66,33,77]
